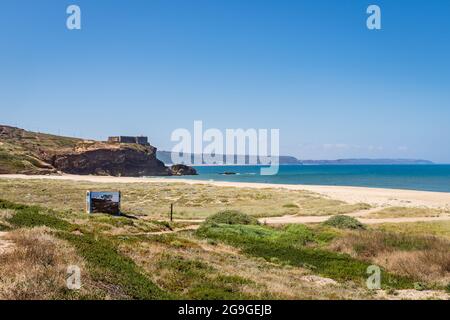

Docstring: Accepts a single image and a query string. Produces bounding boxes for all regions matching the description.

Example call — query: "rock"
[170,164,198,176]
[49,143,171,177]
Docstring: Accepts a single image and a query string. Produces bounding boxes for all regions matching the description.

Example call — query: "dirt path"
[115,225,200,237]
[0,232,15,255]
[166,210,450,226]
[260,214,450,225]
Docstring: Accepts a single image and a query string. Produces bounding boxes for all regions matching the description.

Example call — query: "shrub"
[204,210,259,226]
[282,203,299,208]
[445,283,450,293]
[323,215,365,230]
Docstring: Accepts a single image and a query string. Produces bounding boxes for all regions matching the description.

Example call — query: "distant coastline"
[156,151,434,166]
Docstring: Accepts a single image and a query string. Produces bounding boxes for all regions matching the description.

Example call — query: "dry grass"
[367,207,446,219]
[374,221,450,240]
[119,233,373,300]
[0,209,15,220]
[0,227,96,299]
[330,230,450,286]
[0,179,370,220]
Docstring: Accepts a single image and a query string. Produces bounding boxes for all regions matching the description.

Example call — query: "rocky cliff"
[47,142,171,177]
[0,125,194,177]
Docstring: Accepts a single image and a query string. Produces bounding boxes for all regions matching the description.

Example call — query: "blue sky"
[1,0,449,162]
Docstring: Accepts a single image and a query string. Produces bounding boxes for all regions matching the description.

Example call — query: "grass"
[0,179,373,220]
[119,230,373,300]
[59,232,171,299]
[1,199,171,299]
[0,227,96,299]
[204,210,260,225]
[323,215,366,230]
[1,176,449,300]
[330,230,450,286]
[149,252,256,299]
[196,222,414,289]
[373,221,450,240]
[367,207,446,219]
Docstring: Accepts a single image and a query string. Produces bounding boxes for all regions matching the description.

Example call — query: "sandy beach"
[1,173,450,210]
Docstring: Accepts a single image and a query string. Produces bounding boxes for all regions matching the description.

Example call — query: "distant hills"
[157,151,434,165]
[299,159,434,165]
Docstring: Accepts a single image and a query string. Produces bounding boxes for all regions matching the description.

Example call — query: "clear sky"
[1,0,449,162]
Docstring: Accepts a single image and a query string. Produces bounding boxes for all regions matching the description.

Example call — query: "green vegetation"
[0,179,374,220]
[59,232,170,299]
[1,199,170,299]
[152,253,256,299]
[204,210,260,226]
[373,221,450,240]
[282,203,299,208]
[323,215,366,230]
[1,175,449,299]
[368,207,445,219]
[0,126,80,174]
[331,229,450,287]
[196,222,413,288]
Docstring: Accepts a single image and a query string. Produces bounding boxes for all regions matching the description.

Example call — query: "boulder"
[170,164,198,176]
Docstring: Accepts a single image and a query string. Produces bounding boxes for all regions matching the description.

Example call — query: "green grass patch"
[2,199,170,299]
[205,210,260,226]
[196,223,414,289]
[59,232,170,299]
[323,215,366,230]
[282,203,299,208]
[0,199,72,231]
[155,253,256,300]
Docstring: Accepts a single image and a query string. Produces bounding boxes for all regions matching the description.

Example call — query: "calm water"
[168,165,450,193]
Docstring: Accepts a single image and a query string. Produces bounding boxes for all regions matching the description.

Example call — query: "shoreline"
[1,174,450,210]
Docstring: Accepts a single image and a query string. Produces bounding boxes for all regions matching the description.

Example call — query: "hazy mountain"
[157,151,433,165]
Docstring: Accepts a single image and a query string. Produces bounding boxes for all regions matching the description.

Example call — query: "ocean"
[169,165,450,193]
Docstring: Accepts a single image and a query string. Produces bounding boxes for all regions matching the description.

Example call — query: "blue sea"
[169,165,450,193]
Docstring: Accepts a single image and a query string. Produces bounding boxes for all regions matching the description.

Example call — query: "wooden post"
[170,203,173,222]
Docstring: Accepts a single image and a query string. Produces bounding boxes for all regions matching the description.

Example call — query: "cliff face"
[48,143,171,177]
[0,125,194,177]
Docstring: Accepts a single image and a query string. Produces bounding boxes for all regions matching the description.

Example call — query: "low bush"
[323,215,365,230]
[204,210,259,226]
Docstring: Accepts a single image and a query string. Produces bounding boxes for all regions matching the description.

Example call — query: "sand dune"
[1,174,450,210]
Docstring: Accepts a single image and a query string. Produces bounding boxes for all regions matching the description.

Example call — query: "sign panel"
[86,191,121,215]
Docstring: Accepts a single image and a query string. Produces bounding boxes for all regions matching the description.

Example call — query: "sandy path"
[114,225,200,236]
[1,174,450,210]
[0,232,14,255]
[260,214,450,225]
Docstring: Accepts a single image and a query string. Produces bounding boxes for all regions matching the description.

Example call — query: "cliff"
[0,125,192,177]
[47,141,171,177]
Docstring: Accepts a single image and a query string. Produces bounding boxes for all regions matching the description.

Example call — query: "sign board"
[86,191,121,215]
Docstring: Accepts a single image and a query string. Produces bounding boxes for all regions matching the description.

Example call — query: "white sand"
[1,173,450,210]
